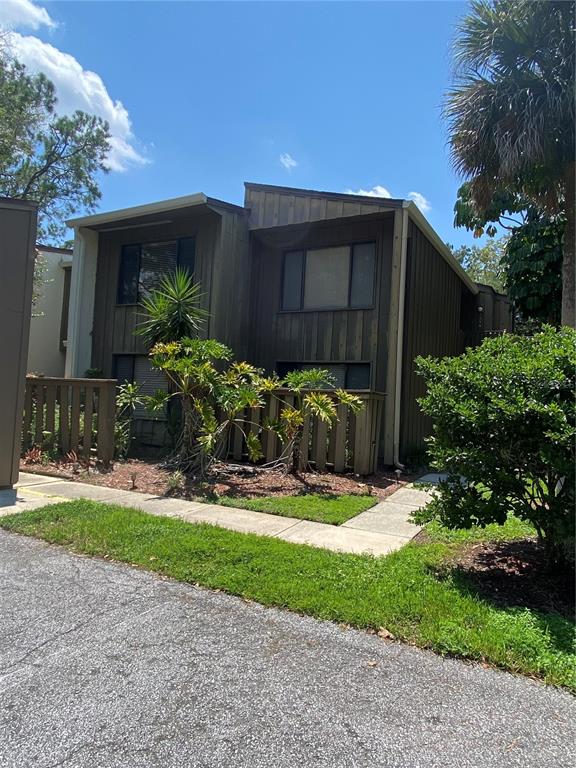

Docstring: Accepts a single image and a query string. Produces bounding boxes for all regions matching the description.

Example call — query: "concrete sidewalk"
[2,472,435,557]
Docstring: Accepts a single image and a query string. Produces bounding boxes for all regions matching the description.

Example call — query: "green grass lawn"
[1,500,574,691]
[215,493,377,525]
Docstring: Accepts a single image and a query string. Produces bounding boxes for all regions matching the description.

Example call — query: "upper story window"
[116,237,195,305]
[281,242,376,311]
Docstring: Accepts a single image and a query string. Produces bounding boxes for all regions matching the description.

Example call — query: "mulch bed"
[20,456,413,502]
[452,539,574,620]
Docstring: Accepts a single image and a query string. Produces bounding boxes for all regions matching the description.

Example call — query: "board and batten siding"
[91,213,219,375]
[247,215,394,392]
[245,184,400,230]
[399,220,470,457]
[208,209,251,360]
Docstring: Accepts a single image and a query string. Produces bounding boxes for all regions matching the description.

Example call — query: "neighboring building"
[27,245,73,377]
[65,183,512,464]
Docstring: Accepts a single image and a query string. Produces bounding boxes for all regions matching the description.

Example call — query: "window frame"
[116,236,196,306]
[280,240,377,313]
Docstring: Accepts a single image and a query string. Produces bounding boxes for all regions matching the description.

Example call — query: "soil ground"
[20,456,412,502]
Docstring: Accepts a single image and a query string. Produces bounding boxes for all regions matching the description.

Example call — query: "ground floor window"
[113,354,167,417]
[276,361,371,390]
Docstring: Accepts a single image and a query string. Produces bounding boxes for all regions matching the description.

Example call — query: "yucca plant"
[137,268,208,347]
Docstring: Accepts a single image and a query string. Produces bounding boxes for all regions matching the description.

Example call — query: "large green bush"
[415,327,575,572]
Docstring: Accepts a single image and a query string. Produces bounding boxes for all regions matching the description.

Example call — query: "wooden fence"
[227,389,385,476]
[22,376,116,463]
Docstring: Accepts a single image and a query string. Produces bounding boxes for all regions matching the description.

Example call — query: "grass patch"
[424,515,535,544]
[215,493,377,525]
[1,501,574,690]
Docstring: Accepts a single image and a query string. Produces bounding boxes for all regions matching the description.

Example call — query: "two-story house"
[65,182,512,467]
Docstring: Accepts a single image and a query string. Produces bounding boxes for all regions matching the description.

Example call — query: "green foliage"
[0,50,110,242]
[504,212,563,325]
[217,493,377,525]
[450,239,506,292]
[114,382,143,459]
[265,368,363,473]
[445,0,574,205]
[453,181,526,238]
[84,367,104,379]
[415,327,576,571]
[4,500,574,689]
[145,337,270,474]
[137,269,208,348]
[453,183,564,324]
[445,0,575,325]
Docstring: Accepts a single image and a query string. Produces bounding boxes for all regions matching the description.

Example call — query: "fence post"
[97,381,116,463]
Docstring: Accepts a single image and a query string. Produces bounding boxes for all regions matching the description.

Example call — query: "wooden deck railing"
[22,376,117,463]
[227,389,386,476]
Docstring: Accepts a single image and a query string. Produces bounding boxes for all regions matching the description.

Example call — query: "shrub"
[415,326,575,573]
[145,338,267,475]
[115,382,143,459]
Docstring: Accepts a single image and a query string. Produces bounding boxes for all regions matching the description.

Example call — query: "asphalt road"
[0,530,574,768]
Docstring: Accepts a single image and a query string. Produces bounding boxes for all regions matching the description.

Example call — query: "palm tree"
[445,0,575,327]
[137,268,208,347]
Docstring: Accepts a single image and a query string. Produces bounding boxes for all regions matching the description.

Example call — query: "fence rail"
[226,389,386,476]
[22,376,116,463]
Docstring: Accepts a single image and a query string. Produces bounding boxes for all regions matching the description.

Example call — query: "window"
[276,362,371,390]
[113,355,168,418]
[281,242,375,311]
[117,245,140,304]
[116,237,195,304]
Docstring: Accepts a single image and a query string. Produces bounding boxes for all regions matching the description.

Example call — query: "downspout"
[393,205,410,469]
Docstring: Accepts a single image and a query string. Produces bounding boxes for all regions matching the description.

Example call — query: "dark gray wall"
[91,207,250,374]
[246,214,394,392]
[399,220,471,458]
[0,198,37,488]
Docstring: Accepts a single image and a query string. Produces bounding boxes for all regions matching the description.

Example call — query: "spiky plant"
[444,0,575,326]
[137,268,208,347]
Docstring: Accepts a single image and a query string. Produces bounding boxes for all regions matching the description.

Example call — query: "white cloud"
[279,152,297,171]
[408,191,431,213]
[345,185,392,198]
[0,0,55,31]
[9,32,148,171]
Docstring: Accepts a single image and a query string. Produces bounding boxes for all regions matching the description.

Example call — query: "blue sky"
[2,0,480,247]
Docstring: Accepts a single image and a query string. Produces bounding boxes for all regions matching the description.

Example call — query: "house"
[27,244,73,377]
[65,182,512,467]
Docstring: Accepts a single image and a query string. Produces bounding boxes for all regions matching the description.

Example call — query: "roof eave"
[66,193,209,229]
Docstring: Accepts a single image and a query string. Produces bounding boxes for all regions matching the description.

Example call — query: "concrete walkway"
[2,472,435,557]
[1,530,574,768]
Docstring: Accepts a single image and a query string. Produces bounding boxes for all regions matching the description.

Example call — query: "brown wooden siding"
[208,209,251,360]
[400,220,469,458]
[246,215,394,391]
[92,211,228,375]
[245,185,398,230]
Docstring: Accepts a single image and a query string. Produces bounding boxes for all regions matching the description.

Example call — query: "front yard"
[19,457,404,525]
[2,499,573,691]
